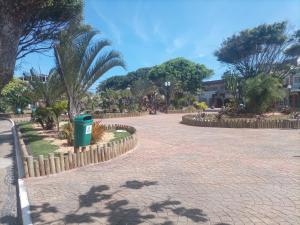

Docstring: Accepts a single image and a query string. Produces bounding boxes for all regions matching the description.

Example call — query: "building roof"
[202,79,224,86]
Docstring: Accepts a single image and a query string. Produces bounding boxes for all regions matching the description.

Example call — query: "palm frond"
[79,39,111,81]
[83,50,125,89]
[54,23,126,118]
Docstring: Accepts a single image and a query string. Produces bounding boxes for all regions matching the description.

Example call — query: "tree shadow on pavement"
[29,180,209,225]
[30,203,58,223]
[150,199,208,223]
[0,215,19,225]
[120,180,158,189]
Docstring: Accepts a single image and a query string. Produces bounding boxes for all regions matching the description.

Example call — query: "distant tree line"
[96,57,213,113]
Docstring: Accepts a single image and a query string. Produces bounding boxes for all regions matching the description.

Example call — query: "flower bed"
[19,124,137,178]
[182,114,300,129]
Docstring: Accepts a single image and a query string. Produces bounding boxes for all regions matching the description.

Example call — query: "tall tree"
[149,58,213,95]
[215,22,290,78]
[54,23,125,122]
[0,0,82,89]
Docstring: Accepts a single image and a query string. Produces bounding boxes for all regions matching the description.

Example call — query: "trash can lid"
[74,114,93,121]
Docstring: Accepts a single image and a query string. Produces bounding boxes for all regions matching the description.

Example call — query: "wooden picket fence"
[93,111,148,119]
[166,108,197,114]
[0,113,32,118]
[21,124,137,178]
[182,115,300,129]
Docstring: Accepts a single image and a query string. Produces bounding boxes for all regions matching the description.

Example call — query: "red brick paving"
[25,114,300,225]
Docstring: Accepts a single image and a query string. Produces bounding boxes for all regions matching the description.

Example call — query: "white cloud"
[166,37,187,54]
[132,0,150,42]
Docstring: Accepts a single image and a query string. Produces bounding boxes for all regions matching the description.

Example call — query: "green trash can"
[74,114,93,147]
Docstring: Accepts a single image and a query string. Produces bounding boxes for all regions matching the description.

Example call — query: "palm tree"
[54,23,125,122]
[24,68,64,107]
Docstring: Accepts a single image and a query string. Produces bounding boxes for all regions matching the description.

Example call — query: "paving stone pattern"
[25,114,300,225]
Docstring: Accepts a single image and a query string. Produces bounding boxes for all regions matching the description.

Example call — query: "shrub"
[32,107,55,130]
[185,105,197,112]
[91,122,105,144]
[281,107,291,114]
[60,122,74,145]
[52,100,68,132]
[243,74,285,114]
[290,112,300,119]
[194,101,208,112]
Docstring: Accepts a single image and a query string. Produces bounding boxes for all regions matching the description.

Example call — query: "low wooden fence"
[0,113,32,118]
[93,111,148,119]
[182,114,300,129]
[165,108,197,114]
[20,124,137,178]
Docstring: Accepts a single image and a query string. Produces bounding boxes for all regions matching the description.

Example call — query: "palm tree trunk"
[68,97,78,123]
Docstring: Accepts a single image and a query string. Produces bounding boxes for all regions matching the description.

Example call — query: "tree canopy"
[215,22,291,78]
[285,30,300,58]
[98,57,213,95]
[149,57,213,94]
[1,78,31,113]
[97,67,151,91]
[0,0,83,89]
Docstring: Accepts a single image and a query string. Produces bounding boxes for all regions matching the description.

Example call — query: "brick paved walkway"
[25,114,300,225]
[0,120,18,225]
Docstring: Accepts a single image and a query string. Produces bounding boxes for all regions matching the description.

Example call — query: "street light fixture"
[164,81,171,113]
[287,84,292,109]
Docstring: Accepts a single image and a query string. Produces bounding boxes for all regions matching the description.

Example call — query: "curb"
[8,119,33,225]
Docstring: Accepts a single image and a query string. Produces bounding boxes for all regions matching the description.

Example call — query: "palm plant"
[24,68,64,107]
[54,23,125,122]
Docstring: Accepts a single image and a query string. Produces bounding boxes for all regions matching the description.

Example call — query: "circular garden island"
[182,112,300,129]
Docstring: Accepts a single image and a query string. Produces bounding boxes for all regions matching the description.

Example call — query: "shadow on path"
[29,180,212,225]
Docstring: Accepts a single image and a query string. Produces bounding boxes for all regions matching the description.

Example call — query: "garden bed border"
[92,111,148,119]
[19,124,138,178]
[182,114,300,129]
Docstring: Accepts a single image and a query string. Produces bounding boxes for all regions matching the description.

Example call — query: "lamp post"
[287,84,292,109]
[164,81,171,113]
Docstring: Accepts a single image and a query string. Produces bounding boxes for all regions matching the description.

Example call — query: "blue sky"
[15,0,300,91]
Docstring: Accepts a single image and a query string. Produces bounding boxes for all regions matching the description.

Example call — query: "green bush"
[32,107,55,130]
[60,122,74,145]
[52,100,68,132]
[194,101,208,111]
[243,74,285,113]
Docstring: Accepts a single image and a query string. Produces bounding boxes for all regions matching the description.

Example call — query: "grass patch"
[18,122,58,157]
[110,129,131,142]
